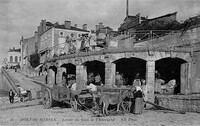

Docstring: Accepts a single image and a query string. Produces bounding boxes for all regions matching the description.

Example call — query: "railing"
[1,68,19,95]
[40,30,196,61]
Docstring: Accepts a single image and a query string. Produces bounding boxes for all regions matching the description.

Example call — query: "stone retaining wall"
[156,94,200,113]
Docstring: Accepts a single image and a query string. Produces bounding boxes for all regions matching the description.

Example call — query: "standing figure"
[133,73,141,87]
[62,72,67,88]
[69,76,77,91]
[154,70,165,94]
[95,73,103,86]
[64,35,70,54]
[69,34,76,54]
[133,86,143,114]
[115,72,123,87]
[14,66,17,72]
[9,89,15,103]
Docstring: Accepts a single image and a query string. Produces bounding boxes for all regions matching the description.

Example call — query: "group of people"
[58,32,106,57]
[115,72,147,114]
[115,72,145,87]
[154,70,177,94]
[61,72,103,92]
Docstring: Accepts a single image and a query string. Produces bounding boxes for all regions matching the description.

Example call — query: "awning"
[35,63,44,70]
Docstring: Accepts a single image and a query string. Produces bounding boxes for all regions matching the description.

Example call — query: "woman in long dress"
[133,86,143,114]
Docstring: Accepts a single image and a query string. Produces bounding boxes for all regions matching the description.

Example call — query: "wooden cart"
[42,84,134,114]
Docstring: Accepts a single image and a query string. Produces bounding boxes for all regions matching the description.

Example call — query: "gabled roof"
[46,22,53,26]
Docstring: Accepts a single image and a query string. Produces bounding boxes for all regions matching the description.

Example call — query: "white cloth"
[167,79,176,88]
[17,87,27,94]
[161,79,176,90]
[17,87,24,92]
[155,79,165,93]
[142,85,147,101]
[86,83,97,92]
[71,83,77,91]
[136,86,142,91]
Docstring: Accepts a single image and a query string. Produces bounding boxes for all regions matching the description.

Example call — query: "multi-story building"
[20,31,39,72]
[38,20,89,64]
[118,12,177,33]
[7,47,21,68]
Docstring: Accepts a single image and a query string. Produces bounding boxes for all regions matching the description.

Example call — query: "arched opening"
[83,60,105,85]
[60,63,76,87]
[15,56,18,62]
[10,56,13,63]
[113,58,146,86]
[49,66,57,85]
[155,57,188,94]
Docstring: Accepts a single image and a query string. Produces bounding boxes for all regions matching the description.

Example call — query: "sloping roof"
[119,12,177,32]
[8,48,21,52]
[146,12,177,21]
[46,21,53,26]
[54,25,89,32]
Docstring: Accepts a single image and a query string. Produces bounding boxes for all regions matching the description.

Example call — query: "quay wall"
[156,95,200,113]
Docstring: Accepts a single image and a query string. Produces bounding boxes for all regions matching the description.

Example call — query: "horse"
[99,90,132,115]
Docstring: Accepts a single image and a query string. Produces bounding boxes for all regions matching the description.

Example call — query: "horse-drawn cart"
[42,84,100,111]
[41,84,134,115]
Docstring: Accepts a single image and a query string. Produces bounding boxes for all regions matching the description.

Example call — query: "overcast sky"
[0,0,200,64]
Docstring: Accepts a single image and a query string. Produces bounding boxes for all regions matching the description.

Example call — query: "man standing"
[115,72,123,87]
[14,66,17,72]
[9,89,15,103]
[95,73,102,86]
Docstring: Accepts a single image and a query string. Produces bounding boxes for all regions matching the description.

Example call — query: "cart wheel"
[71,99,78,112]
[28,91,32,101]
[122,100,132,113]
[43,89,53,109]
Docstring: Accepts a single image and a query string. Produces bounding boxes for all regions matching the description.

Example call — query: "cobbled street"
[0,70,200,126]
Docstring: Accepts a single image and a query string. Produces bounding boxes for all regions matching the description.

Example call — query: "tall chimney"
[99,22,104,29]
[42,20,46,32]
[64,21,71,29]
[138,13,141,24]
[126,0,129,17]
[74,24,77,28]
[82,24,87,30]
[96,25,100,31]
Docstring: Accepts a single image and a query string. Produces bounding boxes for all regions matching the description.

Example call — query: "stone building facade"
[43,25,200,105]
[39,20,89,64]
[7,47,21,68]
[20,32,39,72]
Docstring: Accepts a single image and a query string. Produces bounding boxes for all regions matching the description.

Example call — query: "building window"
[10,56,13,63]
[15,56,18,62]
[19,56,21,62]
[59,32,64,37]
[48,33,51,38]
